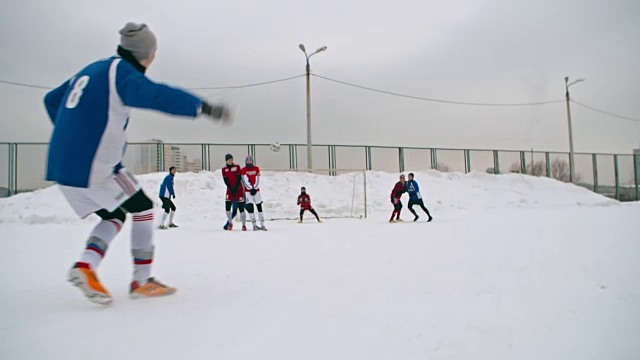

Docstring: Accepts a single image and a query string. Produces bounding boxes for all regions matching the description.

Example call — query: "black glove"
[250,188,257,196]
[202,101,231,123]
[172,195,176,199]
[390,198,395,204]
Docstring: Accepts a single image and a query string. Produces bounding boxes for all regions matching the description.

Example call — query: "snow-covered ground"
[1,170,639,360]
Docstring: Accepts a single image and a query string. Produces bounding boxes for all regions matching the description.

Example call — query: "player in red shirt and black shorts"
[389,174,407,223]
[222,154,247,231]
[297,186,322,223]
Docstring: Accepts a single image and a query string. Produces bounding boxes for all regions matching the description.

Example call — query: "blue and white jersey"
[406,180,422,200]
[44,56,203,188]
[159,174,175,198]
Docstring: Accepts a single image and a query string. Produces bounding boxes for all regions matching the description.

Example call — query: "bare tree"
[551,158,570,182]
[528,161,546,176]
[436,162,451,172]
[508,162,522,173]
[508,161,545,176]
[508,159,578,182]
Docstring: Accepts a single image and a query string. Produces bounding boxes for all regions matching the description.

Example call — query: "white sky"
[1,0,639,154]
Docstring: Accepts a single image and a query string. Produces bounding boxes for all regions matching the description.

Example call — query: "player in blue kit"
[45,22,230,305]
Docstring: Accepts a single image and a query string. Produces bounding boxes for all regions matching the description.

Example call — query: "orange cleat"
[68,266,112,305]
[130,277,177,299]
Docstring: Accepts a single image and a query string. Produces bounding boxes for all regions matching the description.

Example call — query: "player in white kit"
[241,155,267,231]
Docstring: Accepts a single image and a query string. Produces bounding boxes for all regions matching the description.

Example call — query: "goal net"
[233,168,368,221]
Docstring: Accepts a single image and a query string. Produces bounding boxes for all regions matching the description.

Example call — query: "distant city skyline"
[130,140,204,175]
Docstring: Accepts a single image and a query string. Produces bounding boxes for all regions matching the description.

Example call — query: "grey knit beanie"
[119,22,157,61]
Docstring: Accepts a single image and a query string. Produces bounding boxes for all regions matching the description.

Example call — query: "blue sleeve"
[159,177,167,197]
[168,179,175,197]
[413,181,420,192]
[43,80,71,123]
[115,61,203,117]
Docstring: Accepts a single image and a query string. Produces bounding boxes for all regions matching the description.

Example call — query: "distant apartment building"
[164,145,183,172]
[131,139,162,175]
[130,139,201,174]
[183,157,203,173]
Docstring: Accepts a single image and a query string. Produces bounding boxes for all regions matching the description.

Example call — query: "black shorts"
[160,197,176,212]
[408,199,424,207]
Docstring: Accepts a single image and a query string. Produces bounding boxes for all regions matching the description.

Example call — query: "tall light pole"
[299,44,327,170]
[564,76,584,183]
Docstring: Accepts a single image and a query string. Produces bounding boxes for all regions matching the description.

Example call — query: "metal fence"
[2,142,639,201]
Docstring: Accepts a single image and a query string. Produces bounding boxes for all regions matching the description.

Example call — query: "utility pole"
[564,76,584,183]
[299,44,327,170]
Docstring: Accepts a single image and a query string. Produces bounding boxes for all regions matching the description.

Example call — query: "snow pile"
[0,169,618,224]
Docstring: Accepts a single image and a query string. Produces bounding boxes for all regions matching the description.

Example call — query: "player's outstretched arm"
[115,61,229,123]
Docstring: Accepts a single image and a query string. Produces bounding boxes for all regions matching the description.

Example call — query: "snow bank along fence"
[1,142,639,202]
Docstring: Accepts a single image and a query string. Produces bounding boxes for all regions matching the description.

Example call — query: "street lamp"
[299,43,327,170]
[564,76,585,183]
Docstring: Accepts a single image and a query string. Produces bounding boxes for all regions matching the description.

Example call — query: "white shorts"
[244,191,263,205]
[58,167,142,218]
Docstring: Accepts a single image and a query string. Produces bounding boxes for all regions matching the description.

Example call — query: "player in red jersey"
[389,174,406,222]
[241,155,267,231]
[222,154,246,230]
[297,186,322,223]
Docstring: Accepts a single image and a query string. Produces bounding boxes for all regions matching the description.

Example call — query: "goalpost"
[247,168,368,221]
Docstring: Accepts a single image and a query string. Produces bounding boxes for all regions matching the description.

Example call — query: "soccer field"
[1,170,639,359]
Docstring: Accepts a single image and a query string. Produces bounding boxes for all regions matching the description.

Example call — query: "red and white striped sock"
[131,209,155,284]
[77,219,123,269]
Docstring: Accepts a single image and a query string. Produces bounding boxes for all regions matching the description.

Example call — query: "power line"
[570,99,640,122]
[189,74,305,90]
[312,74,565,107]
[0,74,306,92]
[0,79,53,90]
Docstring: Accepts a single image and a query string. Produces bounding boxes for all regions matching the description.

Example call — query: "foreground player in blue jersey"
[45,22,230,305]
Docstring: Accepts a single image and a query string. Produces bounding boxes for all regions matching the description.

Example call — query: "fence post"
[288,145,296,170]
[328,145,337,175]
[545,152,551,178]
[399,147,405,173]
[333,146,337,175]
[614,154,620,200]
[248,145,256,163]
[520,151,527,174]
[464,150,471,174]
[8,143,17,196]
[365,146,372,170]
[634,154,639,201]
[592,154,598,194]
[493,150,500,174]
[201,144,207,171]
[431,149,438,170]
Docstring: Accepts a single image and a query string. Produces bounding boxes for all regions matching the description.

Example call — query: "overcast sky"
[1,0,639,154]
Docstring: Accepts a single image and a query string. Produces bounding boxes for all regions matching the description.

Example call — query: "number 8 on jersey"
[65,75,90,109]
